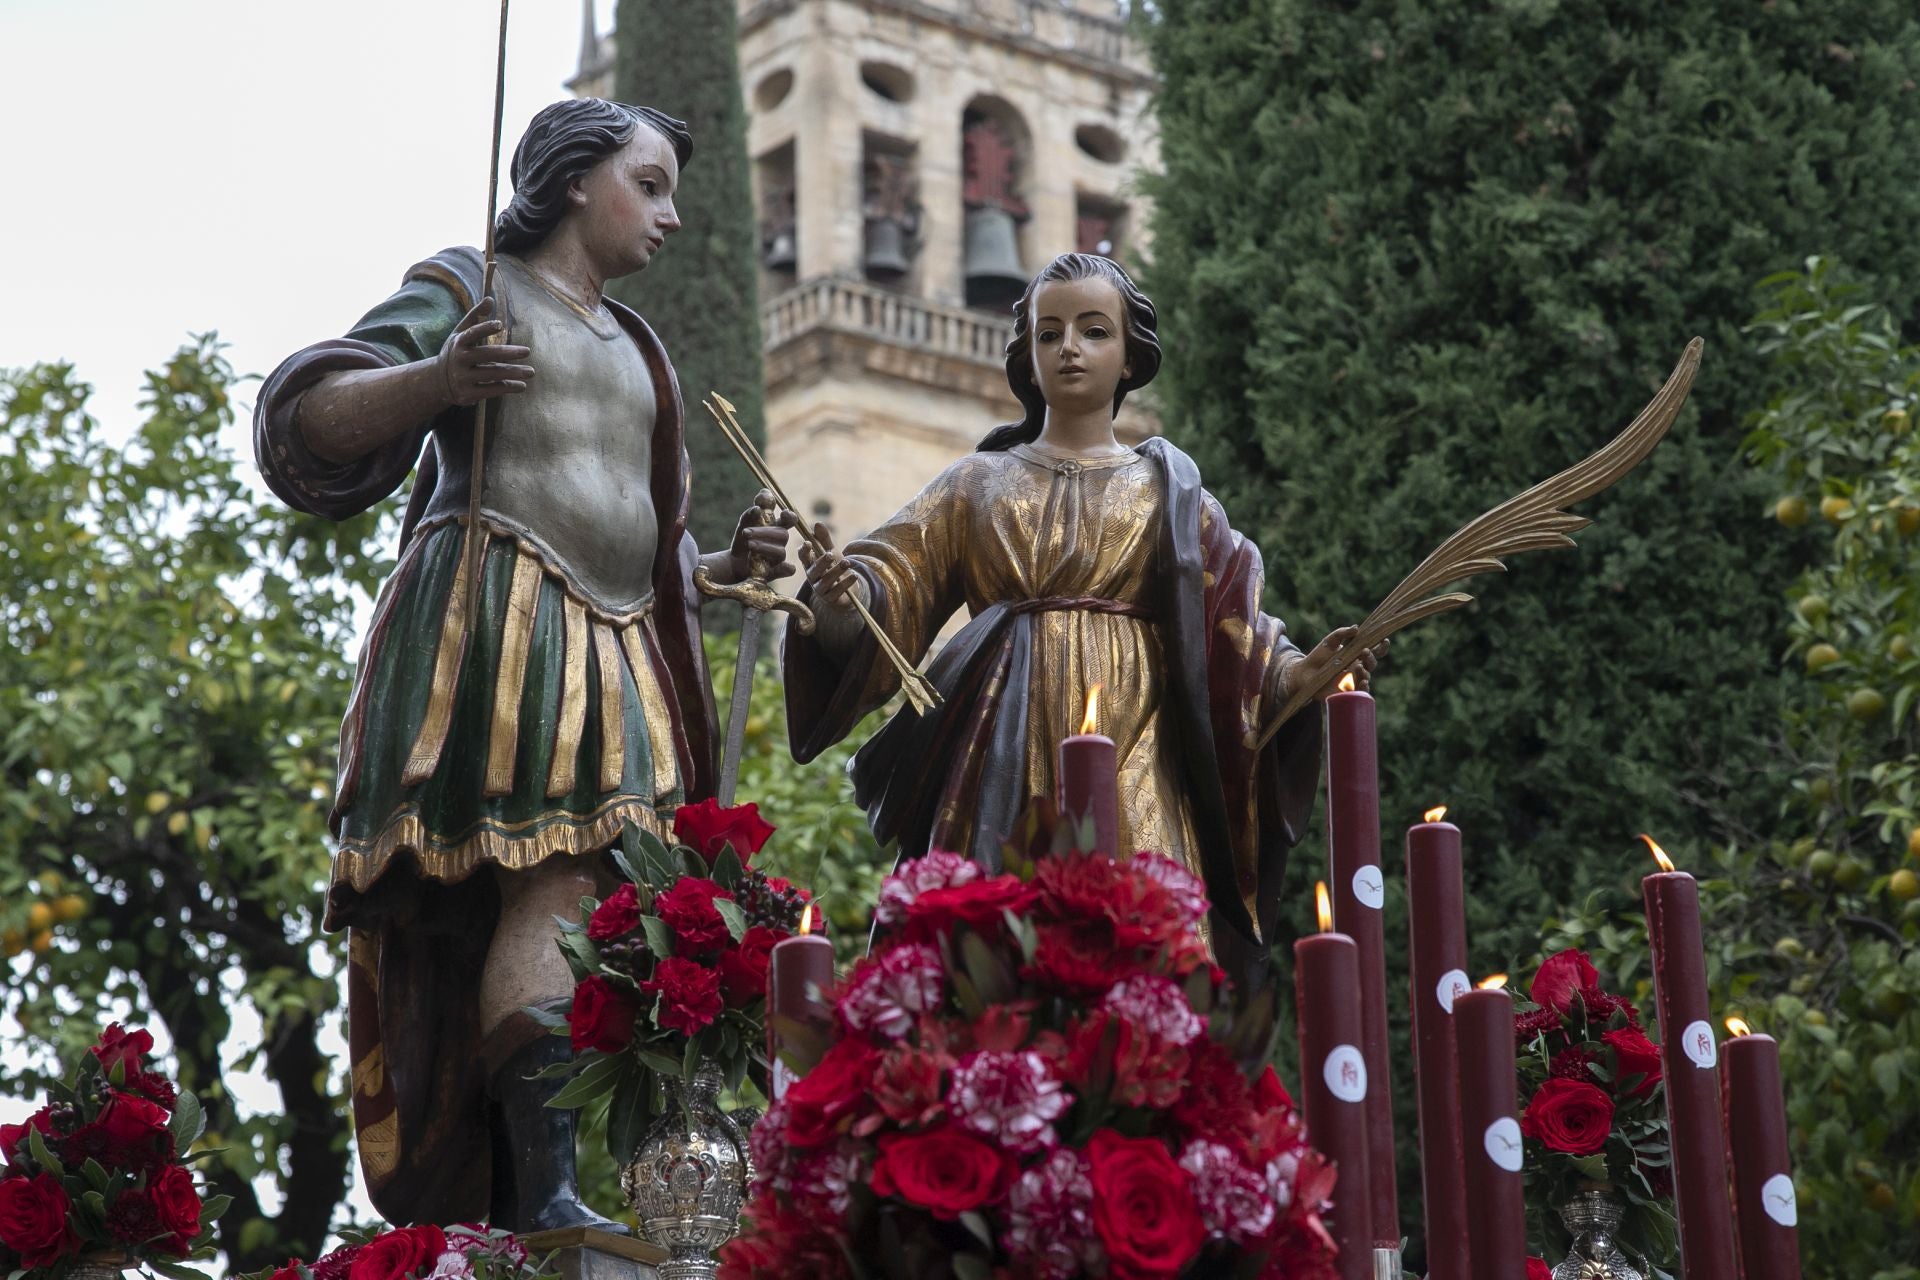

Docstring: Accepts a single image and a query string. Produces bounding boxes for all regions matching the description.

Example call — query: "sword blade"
[715,606,765,807]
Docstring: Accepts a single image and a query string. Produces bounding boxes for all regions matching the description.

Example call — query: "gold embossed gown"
[784,437,1323,977]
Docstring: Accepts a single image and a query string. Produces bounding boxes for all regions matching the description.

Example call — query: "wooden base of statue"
[521,1227,666,1280]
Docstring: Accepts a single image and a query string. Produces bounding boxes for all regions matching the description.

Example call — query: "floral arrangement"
[719,807,1339,1280]
[1513,949,1678,1274]
[0,1025,228,1279]
[545,799,817,1158]
[254,1223,554,1280]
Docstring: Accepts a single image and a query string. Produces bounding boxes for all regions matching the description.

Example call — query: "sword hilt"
[694,566,816,635]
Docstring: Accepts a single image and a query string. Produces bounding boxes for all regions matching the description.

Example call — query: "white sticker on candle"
[1323,1045,1368,1103]
[1351,866,1385,910]
[1761,1173,1797,1227]
[1436,969,1470,1014]
[1681,1019,1718,1069]
[1483,1117,1524,1172]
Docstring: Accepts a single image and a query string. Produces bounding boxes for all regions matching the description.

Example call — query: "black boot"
[487,1024,631,1236]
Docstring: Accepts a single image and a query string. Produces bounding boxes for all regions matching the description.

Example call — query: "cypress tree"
[611,0,764,560]
[1142,0,1920,1251]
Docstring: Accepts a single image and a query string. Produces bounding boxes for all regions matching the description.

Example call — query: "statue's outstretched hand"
[1292,626,1390,701]
[800,522,863,608]
[702,490,800,587]
[437,297,535,407]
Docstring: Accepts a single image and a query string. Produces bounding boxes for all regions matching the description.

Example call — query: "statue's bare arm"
[296,297,535,464]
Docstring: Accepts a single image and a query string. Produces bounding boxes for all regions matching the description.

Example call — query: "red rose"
[1603,1026,1663,1098]
[1521,1078,1615,1155]
[871,1044,949,1127]
[147,1164,202,1255]
[269,1262,305,1280]
[642,957,725,1036]
[0,1106,53,1166]
[568,975,641,1052]
[869,1126,1014,1220]
[673,799,776,861]
[1085,1129,1207,1280]
[348,1225,447,1280]
[587,883,642,942]
[82,1091,175,1169]
[1527,1259,1553,1280]
[1529,950,1600,1017]
[92,1024,155,1075]
[718,926,779,1008]
[0,1172,77,1267]
[654,877,734,958]
[903,875,1036,937]
[783,1039,880,1148]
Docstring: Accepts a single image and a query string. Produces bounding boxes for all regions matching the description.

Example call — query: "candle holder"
[621,1062,756,1280]
[1551,1186,1644,1280]
[1372,1246,1404,1279]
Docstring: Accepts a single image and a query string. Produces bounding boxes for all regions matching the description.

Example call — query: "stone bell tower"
[572,0,1159,539]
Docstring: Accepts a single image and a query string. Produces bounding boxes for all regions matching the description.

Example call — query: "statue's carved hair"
[495,98,694,255]
[976,253,1162,453]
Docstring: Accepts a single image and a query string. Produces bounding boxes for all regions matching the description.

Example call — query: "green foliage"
[0,342,384,1268]
[611,0,767,561]
[1141,2,1920,1256]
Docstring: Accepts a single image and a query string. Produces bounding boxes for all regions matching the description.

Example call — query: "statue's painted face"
[1029,277,1130,416]
[569,122,682,276]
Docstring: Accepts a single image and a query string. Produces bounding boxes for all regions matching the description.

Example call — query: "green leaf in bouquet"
[27,1124,64,1177]
[681,1035,701,1087]
[767,1015,832,1077]
[956,1211,993,1249]
[724,1047,749,1095]
[640,914,676,958]
[615,820,649,884]
[951,1254,994,1280]
[169,1087,207,1150]
[607,1066,650,1163]
[1002,909,1038,963]
[714,898,749,942]
[555,906,587,935]
[78,1189,107,1226]
[82,1158,110,1193]
[556,929,599,983]
[675,843,709,880]
[949,967,986,1020]
[1183,963,1214,1016]
[633,827,679,886]
[524,1003,570,1030]
[199,1193,234,1222]
[636,1042,684,1077]
[545,1050,628,1110]
[150,1260,214,1280]
[960,931,1015,1006]
[710,845,744,891]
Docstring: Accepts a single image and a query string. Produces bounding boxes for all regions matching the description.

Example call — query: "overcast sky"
[0,0,609,436]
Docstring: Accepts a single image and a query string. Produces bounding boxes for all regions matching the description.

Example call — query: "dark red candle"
[768,903,835,1101]
[1324,686,1399,1247]
[1454,984,1527,1280]
[1057,685,1119,857]
[1641,836,1738,1279]
[1406,809,1471,1280]
[1294,884,1374,1280]
[1722,1023,1802,1280]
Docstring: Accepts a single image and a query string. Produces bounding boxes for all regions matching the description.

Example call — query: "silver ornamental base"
[1551,1187,1645,1280]
[620,1063,755,1280]
[67,1259,127,1280]
[1372,1246,1404,1279]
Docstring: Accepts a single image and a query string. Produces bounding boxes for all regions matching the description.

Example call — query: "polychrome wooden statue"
[253,98,791,1232]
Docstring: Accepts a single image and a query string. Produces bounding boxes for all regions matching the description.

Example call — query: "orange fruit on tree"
[1805,643,1842,673]
[1776,496,1811,527]
[1908,828,1920,861]
[1847,688,1887,720]
[26,902,52,932]
[1821,495,1854,524]
[1891,869,1919,901]
[1898,505,1920,537]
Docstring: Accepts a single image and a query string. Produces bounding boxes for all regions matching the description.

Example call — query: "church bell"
[863,215,912,281]
[964,206,1027,310]
[763,226,797,273]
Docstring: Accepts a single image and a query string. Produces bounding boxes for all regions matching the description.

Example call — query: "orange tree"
[1535,261,1920,1279]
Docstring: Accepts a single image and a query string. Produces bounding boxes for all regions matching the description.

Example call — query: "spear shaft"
[462,0,512,624]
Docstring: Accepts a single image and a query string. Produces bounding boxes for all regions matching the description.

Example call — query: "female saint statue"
[782,253,1381,992]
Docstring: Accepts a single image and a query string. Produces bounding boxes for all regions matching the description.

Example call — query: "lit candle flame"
[1337,671,1357,693]
[1726,1017,1752,1038]
[1425,805,1449,823]
[1478,973,1509,991]
[1080,685,1102,736]
[799,901,815,936]
[1315,881,1333,932]
[1638,833,1676,873]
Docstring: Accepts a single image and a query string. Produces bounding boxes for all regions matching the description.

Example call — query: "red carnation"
[903,875,1037,938]
[718,926,779,1008]
[1527,1260,1552,1280]
[1514,1007,1562,1042]
[869,1126,1014,1220]
[568,975,641,1053]
[718,1194,848,1279]
[1060,1011,1187,1110]
[147,1164,203,1255]
[1521,1078,1615,1155]
[1603,1026,1663,1098]
[1171,1039,1255,1149]
[0,1172,77,1268]
[654,877,734,959]
[1034,851,1183,949]
[348,1225,447,1280]
[783,1039,880,1148]
[1029,920,1130,993]
[1085,1129,1207,1280]
[1548,1047,1597,1082]
[587,883,642,942]
[673,798,775,861]
[642,957,725,1036]
[1253,1064,1294,1112]
[105,1186,163,1250]
[92,1023,155,1075]
[871,1044,949,1127]
[1530,950,1600,1017]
